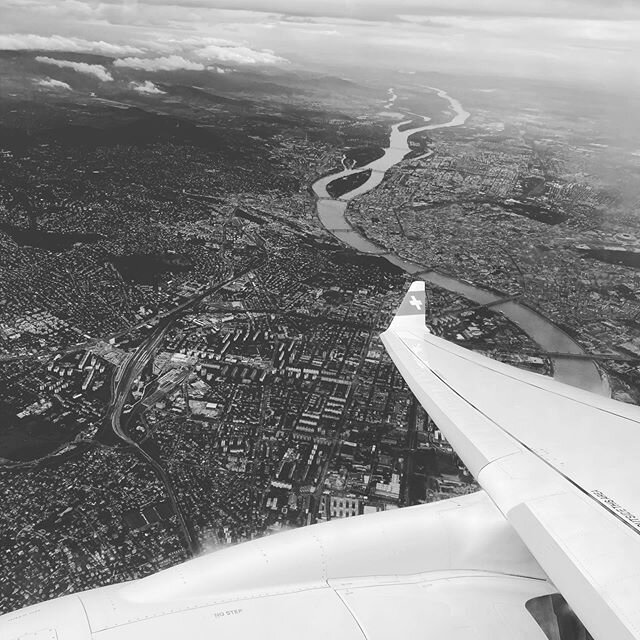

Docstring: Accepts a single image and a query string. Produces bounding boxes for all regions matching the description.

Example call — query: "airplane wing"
[4,281,639,640]
[381,281,640,640]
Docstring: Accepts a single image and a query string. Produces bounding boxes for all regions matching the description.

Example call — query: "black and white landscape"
[1,0,640,615]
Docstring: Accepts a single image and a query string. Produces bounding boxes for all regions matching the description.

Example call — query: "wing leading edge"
[381,281,640,640]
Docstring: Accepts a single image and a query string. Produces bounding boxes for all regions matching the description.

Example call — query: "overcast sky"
[1,0,639,89]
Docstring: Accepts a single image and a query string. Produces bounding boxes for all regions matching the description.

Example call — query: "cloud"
[35,56,114,81]
[114,55,206,71]
[1,2,638,93]
[0,33,143,56]
[46,0,638,23]
[196,43,286,64]
[35,77,72,90]
[196,0,640,21]
[114,43,286,70]
[130,80,165,94]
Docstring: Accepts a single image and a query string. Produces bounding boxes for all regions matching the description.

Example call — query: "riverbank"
[311,86,608,396]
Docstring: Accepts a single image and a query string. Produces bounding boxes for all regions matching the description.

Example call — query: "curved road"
[103,262,265,556]
[312,87,608,396]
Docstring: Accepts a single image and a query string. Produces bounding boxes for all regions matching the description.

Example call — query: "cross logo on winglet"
[409,295,422,311]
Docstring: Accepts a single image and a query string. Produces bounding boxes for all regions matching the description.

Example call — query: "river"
[312,87,608,396]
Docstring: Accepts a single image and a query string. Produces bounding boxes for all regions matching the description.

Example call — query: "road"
[401,397,419,507]
[308,309,382,523]
[102,260,265,557]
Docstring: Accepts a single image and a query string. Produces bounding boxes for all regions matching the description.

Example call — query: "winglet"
[387,280,426,334]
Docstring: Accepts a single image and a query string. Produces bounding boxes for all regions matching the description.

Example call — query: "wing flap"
[509,491,640,640]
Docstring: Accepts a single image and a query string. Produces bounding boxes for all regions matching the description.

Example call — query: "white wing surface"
[4,280,637,640]
[1,492,553,640]
[381,281,640,640]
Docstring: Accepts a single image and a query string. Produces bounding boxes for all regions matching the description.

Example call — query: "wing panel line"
[392,331,640,539]
[398,328,639,424]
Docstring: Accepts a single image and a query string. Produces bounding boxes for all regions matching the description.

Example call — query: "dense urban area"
[1,50,640,612]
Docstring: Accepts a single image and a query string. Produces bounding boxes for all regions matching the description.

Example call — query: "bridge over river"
[311,87,609,397]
